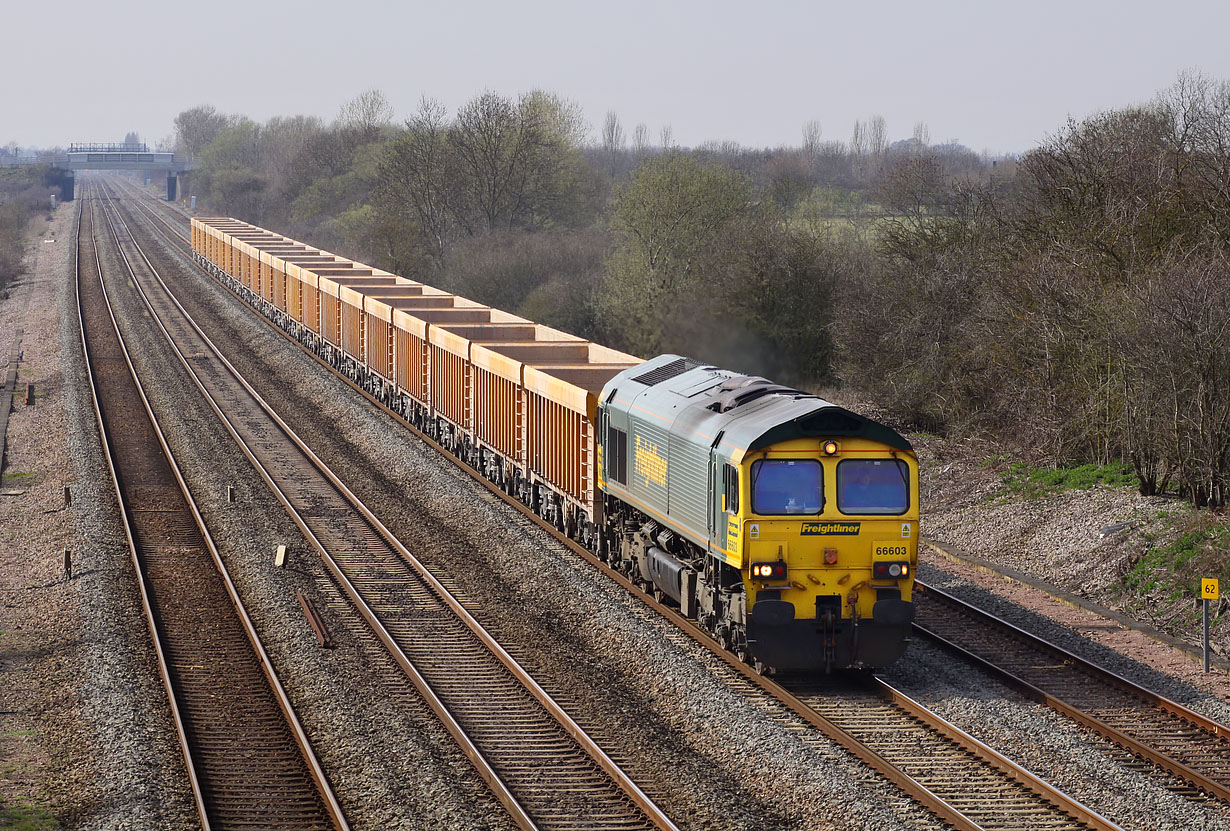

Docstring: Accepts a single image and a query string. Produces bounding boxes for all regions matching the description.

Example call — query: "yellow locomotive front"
[598,355,918,672]
[731,435,918,670]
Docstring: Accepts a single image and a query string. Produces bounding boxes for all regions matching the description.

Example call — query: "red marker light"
[874,561,910,580]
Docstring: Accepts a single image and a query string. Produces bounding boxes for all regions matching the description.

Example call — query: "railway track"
[914,579,1230,802]
[76,183,346,829]
[785,673,1114,830]
[109,178,1136,830]
[96,178,677,831]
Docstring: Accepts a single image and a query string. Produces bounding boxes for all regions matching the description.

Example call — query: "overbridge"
[1,143,198,200]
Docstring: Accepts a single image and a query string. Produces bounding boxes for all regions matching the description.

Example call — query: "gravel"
[17,179,1230,830]
[97,194,517,831]
[884,636,1230,830]
[915,436,1169,598]
[0,201,197,829]
[110,187,949,830]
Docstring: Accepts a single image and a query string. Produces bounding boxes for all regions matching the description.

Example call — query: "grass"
[1122,517,1230,603]
[0,726,59,830]
[998,459,1137,499]
[0,801,59,830]
[0,471,39,488]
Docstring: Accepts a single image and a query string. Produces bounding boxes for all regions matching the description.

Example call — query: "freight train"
[192,217,918,671]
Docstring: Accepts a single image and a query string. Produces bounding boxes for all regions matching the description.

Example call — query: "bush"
[0,169,46,292]
[442,228,609,340]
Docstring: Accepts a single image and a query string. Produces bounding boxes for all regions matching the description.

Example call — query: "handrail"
[69,142,150,153]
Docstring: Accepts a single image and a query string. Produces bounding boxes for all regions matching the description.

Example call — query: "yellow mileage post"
[1203,578,1220,673]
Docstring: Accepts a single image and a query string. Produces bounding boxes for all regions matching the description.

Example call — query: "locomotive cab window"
[608,426,628,485]
[837,459,909,515]
[751,459,821,515]
[723,464,739,514]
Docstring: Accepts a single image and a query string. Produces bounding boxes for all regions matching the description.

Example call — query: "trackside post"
[1203,578,1219,672]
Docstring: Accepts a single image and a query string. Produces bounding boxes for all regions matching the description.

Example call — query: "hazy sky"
[5,0,1230,155]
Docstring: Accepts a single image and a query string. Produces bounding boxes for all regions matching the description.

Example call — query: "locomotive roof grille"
[630,356,705,386]
[708,377,805,413]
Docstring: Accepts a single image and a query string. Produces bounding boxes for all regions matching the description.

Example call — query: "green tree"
[691,210,838,384]
[174,105,232,157]
[601,154,751,355]
[377,91,596,268]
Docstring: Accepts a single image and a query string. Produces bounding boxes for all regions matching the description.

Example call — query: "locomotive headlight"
[873,561,910,580]
[822,441,839,456]
[752,562,787,580]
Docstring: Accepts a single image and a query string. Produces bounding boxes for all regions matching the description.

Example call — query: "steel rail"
[914,579,1230,802]
[94,187,349,829]
[102,178,678,831]
[78,182,348,830]
[869,676,1118,830]
[73,186,210,830]
[123,180,1120,831]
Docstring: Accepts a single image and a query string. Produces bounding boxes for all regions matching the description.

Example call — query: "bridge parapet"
[0,151,198,172]
[0,145,198,201]
[68,142,150,153]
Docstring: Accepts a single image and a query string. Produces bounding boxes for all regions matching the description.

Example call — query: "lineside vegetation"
[175,72,1230,509]
[0,166,58,295]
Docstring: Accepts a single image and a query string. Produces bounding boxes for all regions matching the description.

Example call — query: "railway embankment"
[910,431,1230,699]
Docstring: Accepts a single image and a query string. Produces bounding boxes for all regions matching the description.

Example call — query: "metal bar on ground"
[297,590,334,648]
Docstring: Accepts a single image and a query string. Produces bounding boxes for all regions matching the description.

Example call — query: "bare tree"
[450,91,542,232]
[338,89,393,138]
[379,97,454,258]
[802,120,822,159]
[262,115,325,199]
[660,124,674,150]
[867,115,888,156]
[174,105,231,157]
[912,121,931,147]
[601,110,626,180]
[633,123,650,156]
[850,120,867,157]
[602,111,625,153]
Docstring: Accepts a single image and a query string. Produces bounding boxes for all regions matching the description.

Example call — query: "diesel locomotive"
[192,217,918,672]
[599,356,916,670]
